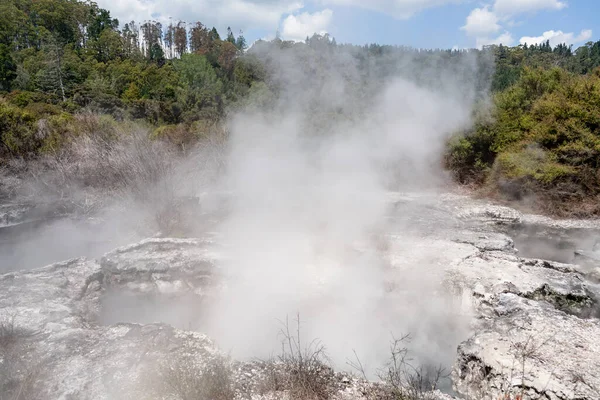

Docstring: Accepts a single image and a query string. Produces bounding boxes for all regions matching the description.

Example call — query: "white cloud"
[323,0,460,20]
[461,6,501,36]
[493,0,567,16]
[476,31,514,48]
[281,9,333,41]
[520,29,592,47]
[95,0,304,32]
[461,0,570,49]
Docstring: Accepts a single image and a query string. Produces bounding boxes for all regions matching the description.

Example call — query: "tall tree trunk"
[56,49,66,101]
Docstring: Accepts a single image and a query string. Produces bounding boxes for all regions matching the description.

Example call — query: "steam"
[200,45,480,376]
[1,42,492,381]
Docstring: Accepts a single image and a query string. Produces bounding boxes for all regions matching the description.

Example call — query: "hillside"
[2,0,600,215]
[446,45,600,217]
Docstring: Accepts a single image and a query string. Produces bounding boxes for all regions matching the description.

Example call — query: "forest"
[1,0,600,215]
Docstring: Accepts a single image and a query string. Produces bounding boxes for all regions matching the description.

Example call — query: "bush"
[492,146,575,184]
[0,100,37,158]
[5,91,54,108]
[446,66,600,216]
[152,124,197,149]
[258,314,333,400]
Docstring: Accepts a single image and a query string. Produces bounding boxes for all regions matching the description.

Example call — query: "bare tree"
[164,19,175,59]
[40,37,67,101]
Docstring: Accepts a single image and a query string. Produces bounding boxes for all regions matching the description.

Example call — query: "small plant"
[378,334,447,400]
[348,334,447,400]
[484,330,557,400]
[258,313,333,400]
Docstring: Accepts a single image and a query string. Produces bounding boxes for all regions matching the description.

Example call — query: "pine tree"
[210,27,220,41]
[226,27,236,44]
[235,30,247,50]
[39,38,68,101]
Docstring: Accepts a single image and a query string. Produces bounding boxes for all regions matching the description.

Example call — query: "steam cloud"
[199,45,482,376]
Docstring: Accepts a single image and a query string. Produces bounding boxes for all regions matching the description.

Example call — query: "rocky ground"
[1,192,599,399]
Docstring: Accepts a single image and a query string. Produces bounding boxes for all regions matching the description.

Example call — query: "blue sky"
[98,0,598,50]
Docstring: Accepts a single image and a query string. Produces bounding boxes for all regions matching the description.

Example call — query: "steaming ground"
[190,70,480,379]
[0,45,501,389]
[91,190,475,384]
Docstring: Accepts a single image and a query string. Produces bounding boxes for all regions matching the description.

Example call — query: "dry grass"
[1,112,232,236]
[378,335,447,400]
[0,317,38,400]
[33,124,176,201]
[348,334,448,400]
[158,353,235,400]
[20,116,185,233]
[257,314,334,400]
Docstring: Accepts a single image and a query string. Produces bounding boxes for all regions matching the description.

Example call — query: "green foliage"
[0,100,36,156]
[0,44,16,91]
[38,111,75,153]
[447,66,600,215]
[226,27,236,44]
[493,147,575,184]
[87,5,119,42]
[88,29,124,63]
[0,0,600,215]
[151,124,198,148]
[230,81,276,112]
[174,54,223,122]
[235,33,247,51]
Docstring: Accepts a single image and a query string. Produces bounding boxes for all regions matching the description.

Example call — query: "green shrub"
[0,100,37,157]
[6,91,52,108]
[447,66,600,215]
[39,112,75,153]
[492,147,575,184]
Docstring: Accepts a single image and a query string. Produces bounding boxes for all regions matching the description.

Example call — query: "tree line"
[2,0,600,215]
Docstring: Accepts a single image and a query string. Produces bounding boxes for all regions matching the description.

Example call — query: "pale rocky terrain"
[1,191,599,399]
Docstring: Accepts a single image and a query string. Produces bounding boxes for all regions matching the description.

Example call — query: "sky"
[95,0,598,50]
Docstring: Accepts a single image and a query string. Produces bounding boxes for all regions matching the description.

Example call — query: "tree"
[122,21,141,58]
[174,53,223,121]
[149,42,165,65]
[38,37,68,101]
[235,31,247,51]
[164,20,175,59]
[141,21,162,59]
[30,0,89,47]
[89,28,123,62]
[226,27,235,44]
[0,44,16,91]
[87,4,118,43]
[215,40,237,77]
[209,27,220,41]
[173,21,187,57]
[189,22,210,54]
